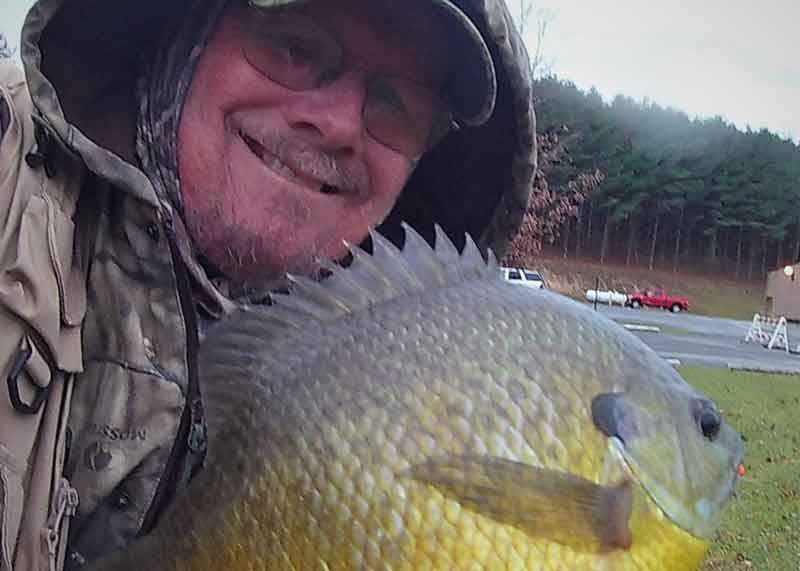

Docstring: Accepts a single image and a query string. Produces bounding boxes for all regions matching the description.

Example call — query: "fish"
[89,224,744,571]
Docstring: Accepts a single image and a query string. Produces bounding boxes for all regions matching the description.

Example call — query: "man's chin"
[185,210,357,294]
[203,242,322,291]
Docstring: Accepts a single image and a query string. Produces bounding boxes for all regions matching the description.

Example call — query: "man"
[0,0,535,568]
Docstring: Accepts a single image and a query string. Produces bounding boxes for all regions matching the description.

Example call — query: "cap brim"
[428,0,497,126]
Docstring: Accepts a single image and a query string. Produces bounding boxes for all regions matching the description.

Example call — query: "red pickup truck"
[626,288,690,313]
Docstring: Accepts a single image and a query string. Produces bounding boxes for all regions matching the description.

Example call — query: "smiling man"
[0,0,535,569]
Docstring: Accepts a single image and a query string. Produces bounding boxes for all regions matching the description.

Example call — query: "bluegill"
[91,225,744,570]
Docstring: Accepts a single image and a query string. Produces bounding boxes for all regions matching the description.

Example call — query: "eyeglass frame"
[242,1,462,159]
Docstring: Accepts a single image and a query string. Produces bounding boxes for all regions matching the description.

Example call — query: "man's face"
[177,0,449,284]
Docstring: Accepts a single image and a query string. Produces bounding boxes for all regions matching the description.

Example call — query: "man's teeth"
[242,132,340,195]
[268,154,296,180]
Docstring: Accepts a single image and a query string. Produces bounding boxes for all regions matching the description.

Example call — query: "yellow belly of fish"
[174,467,708,571]
[165,374,711,571]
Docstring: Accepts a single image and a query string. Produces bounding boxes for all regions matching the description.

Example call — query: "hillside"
[511,76,800,285]
[530,256,765,320]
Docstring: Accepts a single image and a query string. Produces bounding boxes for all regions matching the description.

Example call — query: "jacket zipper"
[137,210,205,536]
[45,478,79,571]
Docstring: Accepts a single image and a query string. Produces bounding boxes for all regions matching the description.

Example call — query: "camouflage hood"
[19,0,535,268]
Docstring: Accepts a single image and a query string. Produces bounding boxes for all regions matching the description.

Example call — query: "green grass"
[679,367,800,570]
[531,257,765,320]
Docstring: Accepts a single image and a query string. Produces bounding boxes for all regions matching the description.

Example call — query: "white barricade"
[744,314,790,353]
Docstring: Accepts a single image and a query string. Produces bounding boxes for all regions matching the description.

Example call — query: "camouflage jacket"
[0,0,535,568]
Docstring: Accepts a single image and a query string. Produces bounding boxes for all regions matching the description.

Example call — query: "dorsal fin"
[254,223,496,328]
[199,224,498,461]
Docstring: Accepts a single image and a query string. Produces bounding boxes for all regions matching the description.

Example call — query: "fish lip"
[726,441,746,499]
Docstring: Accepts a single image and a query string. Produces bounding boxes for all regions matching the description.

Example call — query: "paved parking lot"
[588,304,800,372]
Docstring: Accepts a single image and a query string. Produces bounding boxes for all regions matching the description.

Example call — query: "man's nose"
[282,72,367,154]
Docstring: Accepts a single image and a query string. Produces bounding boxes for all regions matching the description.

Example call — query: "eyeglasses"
[242,6,458,159]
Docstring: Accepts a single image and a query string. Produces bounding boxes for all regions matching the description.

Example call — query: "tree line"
[508,76,800,281]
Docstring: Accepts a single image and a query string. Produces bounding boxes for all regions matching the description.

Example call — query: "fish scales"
[89,225,743,571]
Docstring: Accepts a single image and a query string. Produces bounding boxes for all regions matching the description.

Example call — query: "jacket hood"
[20,0,535,259]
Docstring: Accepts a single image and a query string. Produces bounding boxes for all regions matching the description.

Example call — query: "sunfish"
[89,224,744,571]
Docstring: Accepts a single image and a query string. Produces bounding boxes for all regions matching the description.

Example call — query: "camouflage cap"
[248,0,498,126]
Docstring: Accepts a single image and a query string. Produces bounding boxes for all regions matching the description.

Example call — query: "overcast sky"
[512,0,799,143]
[2,0,798,143]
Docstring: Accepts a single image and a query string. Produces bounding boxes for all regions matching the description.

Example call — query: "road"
[587,304,800,372]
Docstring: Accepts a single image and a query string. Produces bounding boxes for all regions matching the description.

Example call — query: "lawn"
[680,367,800,570]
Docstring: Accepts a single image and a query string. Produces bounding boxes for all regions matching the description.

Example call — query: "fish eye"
[692,399,721,441]
[699,410,721,440]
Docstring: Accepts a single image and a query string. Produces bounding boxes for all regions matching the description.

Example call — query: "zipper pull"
[44,478,79,566]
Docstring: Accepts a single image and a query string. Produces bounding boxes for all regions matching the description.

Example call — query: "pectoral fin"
[406,455,633,552]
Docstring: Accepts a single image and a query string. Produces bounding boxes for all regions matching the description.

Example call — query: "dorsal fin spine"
[272,224,493,324]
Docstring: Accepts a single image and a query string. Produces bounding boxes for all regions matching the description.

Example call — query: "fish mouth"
[609,437,743,540]
[238,130,343,196]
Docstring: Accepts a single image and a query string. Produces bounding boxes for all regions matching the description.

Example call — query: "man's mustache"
[241,130,370,196]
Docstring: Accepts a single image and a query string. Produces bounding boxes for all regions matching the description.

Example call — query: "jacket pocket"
[0,193,86,374]
[0,332,52,570]
[0,330,60,571]
[43,193,87,329]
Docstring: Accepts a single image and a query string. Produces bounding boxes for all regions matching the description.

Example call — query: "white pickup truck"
[500,267,545,289]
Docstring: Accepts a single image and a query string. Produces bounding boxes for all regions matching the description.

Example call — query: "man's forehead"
[357,0,444,39]
[297,0,445,38]
[297,0,450,84]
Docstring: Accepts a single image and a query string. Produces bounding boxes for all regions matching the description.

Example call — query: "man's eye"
[371,81,410,117]
[281,38,316,66]
[268,35,319,69]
